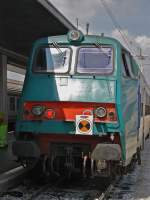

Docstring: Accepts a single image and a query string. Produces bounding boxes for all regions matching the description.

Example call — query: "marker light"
[45,109,55,119]
[109,112,115,121]
[82,109,93,115]
[67,30,84,42]
[95,107,107,118]
[31,105,45,116]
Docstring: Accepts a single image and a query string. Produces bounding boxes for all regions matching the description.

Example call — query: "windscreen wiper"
[52,41,63,55]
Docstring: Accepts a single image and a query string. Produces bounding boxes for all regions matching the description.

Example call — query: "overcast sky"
[50,0,150,84]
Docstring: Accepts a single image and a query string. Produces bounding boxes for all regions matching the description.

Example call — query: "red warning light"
[45,109,55,119]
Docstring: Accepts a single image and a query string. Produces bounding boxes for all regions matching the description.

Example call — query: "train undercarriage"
[12,133,128,178]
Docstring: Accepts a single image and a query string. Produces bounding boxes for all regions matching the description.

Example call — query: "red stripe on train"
[23,101,117,122]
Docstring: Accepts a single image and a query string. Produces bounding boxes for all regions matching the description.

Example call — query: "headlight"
[31,105,45,116]
[67,30,84,42]
[95,107,107,118]
[108,112,116,121]
[70,30,80,41]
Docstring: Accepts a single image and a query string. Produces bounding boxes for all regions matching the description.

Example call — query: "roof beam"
[0,46,28,64]
[37,0,76,31]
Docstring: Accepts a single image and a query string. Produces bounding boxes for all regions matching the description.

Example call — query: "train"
[0,92,20,148]
[7,78,23,130]
[8,93,20,130]
[0,87,20,147]
[12,30,150,177]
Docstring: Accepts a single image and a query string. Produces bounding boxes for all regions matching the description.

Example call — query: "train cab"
[12,30,150,177]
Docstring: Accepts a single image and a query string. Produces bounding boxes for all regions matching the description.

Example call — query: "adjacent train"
[7,78,23,130]
[8,93,20,130]
[12,30,150,177]
[0,91,20,147]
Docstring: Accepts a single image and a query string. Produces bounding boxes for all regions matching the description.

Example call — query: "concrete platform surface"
[0,133,19,174]
[108,138,150,200]
[133,139,150,200]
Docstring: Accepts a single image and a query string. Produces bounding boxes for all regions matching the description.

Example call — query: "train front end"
[13,30,123,176]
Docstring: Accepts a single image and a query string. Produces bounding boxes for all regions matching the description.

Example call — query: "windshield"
[77,47,113,74]
[33,47,71,73]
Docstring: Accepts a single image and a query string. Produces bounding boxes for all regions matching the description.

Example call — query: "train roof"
[33,33,123,47]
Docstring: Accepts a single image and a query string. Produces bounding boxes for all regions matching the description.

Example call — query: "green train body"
[12,30,149,176]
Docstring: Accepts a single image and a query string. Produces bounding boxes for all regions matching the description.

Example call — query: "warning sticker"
[76,115,93,135]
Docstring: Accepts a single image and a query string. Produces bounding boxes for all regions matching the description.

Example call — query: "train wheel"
[108,161,120,180]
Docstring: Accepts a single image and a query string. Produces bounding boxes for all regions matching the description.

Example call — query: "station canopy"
[0,0,75,67]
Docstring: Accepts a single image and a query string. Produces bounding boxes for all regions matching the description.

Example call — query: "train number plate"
[75,115,93,135]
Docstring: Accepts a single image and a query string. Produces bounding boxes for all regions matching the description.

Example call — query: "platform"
[133,138,150,199]
[0,132,19,174]
[108,137,150,200]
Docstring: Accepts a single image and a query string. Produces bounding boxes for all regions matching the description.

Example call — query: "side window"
[141,103,143,116]
[125,53,132,73]
[9,96,15,111]
[122,52,131,77]
[16,97,20,110]
[130,56,138,77]
[145,92,150,116]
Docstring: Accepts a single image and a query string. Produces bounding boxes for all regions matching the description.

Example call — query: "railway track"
[0,166,29,193]
[25,176,67,200]
[25,178,120,200]
[0,162,138,200]
[0,174,121,200]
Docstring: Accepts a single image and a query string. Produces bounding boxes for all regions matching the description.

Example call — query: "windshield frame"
[32,45,72,74]
[75,45,114,75]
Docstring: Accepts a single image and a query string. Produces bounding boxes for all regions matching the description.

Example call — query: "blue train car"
[12,30,150,176]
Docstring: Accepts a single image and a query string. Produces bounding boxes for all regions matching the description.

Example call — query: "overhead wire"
[99,0,136,55]
[99,0,150,75]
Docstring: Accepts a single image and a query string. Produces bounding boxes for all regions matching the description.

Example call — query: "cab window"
[76,47,113,74]
[33,46,71,74]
